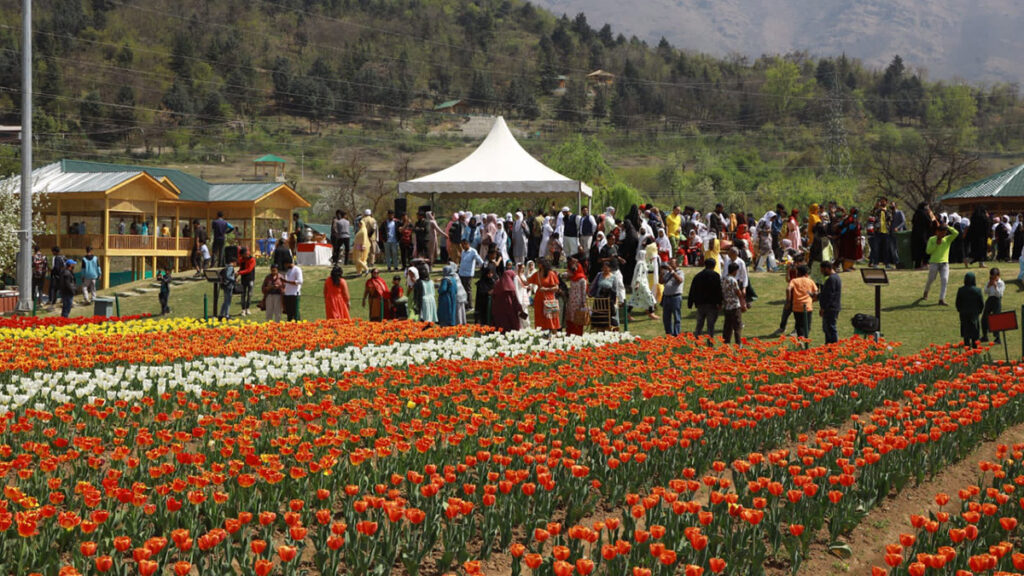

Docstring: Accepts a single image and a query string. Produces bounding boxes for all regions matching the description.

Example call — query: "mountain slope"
[535,0,1024,83]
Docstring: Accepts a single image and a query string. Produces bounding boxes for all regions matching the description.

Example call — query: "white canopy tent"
[398,116,593,210]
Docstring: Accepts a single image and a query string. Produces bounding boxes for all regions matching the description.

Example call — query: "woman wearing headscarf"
[272,231,293,270]
[629,238,659,320]
[704,234,723,275]
[807,204,822,246]
[838,209,862,271]
[528,258,561,332]
[956,271,984,348]
[515,263,533,329]
[425,212,443,267]
[437,265,459,326]
[539,216,554,260]
[564,256,589,336]
[1012,214,1024,262]
[323,266,351,320]
[911,202,932,269]
[966,205,991,267]
[491,268,525,331]
[641,236,661,304]
[622,205,641,286]
[512,212,528,265]
[494,218,510,264]
[413,266,438,323]
[589,231,605,283]
[362,268,390,321]
[655,228,672,264]
[475,251,498,325]
[589,260,625,330]
[787,209,802,252]
[480,215,496,257]
[352,219,371,276]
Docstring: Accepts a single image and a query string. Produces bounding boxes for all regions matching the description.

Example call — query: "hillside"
[0,0,1021,225]
[534,0,1024,84]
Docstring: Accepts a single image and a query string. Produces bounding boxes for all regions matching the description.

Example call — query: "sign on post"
[989,310,1018,362]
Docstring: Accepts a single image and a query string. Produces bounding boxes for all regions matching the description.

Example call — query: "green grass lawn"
[61,262,1024,355]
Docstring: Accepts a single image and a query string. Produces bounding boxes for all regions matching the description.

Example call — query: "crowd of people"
[33,197,1020,342]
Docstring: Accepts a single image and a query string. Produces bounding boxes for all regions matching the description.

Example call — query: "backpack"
[851,313,879,333]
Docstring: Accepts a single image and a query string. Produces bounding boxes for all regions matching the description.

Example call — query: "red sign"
[989,311,1018,333]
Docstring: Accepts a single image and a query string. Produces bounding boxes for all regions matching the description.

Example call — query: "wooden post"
[55,197,62,247]
[102,255,109,290]
[250,204,257,256]
[153,199,159,248]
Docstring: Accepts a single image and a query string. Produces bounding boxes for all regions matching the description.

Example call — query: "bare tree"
[314,153,368,216]
[869,128,981,207]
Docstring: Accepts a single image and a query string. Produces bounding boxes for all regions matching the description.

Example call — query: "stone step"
[113,291,135,298]
[135,287,158,294]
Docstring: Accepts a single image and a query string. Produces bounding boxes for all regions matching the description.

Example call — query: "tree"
[162,78,195,123]
[271,57,295,109]
[868,89,982,207]
[0,178,44,278]
[762,59,810,119]
[467,71,495,113]
[556,78,587,125]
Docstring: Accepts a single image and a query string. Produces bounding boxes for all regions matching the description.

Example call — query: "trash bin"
[93,297,115,318]
[895,231,913,269]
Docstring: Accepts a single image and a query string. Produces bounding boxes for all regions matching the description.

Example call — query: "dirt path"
[795,421,1024,576]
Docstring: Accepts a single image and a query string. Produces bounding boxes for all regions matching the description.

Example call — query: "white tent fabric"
[398,117,592,200]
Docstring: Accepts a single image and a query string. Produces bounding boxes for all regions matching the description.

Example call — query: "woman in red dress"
[528,259,561,331]
[323,266,350,320]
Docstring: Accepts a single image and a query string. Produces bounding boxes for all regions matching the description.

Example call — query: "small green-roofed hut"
[254,154,287,179]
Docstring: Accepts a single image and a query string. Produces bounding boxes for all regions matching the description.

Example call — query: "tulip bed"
[0,325,1006,576]
[874,366,1024,576]
[0,318,491,373]
[0,315,153,330]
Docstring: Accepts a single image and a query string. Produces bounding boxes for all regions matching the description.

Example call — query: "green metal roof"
[254,154,286,164]
[434,99,463,110]
[307,223,330,235]
[941,163,1024,202]
[208,183,281,202]
[59,159,288,203]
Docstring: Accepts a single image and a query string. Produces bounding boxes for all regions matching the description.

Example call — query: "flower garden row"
[0,329,634,411]
[500,352,1017,576]
[0,328,990,575]
[876,379,1024,576]
[0,318,491,373]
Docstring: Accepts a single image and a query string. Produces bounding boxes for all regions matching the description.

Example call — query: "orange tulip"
[278,545,298,563]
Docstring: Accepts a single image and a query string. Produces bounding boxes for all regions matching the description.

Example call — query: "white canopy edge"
[398,116,592,200]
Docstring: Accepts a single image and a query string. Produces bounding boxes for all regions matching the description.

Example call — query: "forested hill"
[0,0,1019,141]
[0,0,1022,213]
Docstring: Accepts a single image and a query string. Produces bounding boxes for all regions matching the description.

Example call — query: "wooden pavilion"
[9,160,309,288]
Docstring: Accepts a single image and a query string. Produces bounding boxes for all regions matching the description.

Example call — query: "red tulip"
[94,556,113,573]
[138,560,159,576]
[173,561,191,576]
[278,545,298,563]
[254,559,274,576]
[709,558,726,573]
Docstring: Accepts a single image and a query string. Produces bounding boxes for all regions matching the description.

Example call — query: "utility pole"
[825,71,852,179]
[15,0,33,314]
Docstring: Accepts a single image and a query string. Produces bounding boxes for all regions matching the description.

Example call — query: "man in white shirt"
[723,247,753,303]
[282,261,303,321]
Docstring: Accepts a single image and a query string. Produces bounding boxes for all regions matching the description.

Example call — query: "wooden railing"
[35,234,105,251]
[157,237,178,251]
[108,235,155,250]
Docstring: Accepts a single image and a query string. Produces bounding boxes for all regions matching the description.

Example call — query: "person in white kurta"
[629,252,659,319]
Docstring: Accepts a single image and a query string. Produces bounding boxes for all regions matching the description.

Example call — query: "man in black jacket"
[819,260,842,344]
[687,259,722,338]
